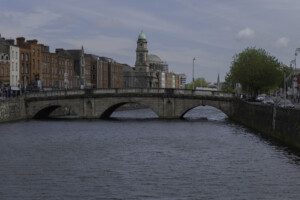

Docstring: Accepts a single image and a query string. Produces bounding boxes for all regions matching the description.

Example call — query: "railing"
[23,90,85,98]
[20,88,234,99]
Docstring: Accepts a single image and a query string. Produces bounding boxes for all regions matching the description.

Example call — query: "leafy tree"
[186,77,209,89]
[221,72,235,93]
[225,47,284,96]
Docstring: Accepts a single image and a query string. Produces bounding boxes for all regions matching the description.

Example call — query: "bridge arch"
[32,104,74,119]
[178,100,231,119]
[100,101,160,119]
[34,105,62,119]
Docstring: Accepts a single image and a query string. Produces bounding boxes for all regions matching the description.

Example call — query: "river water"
[0,107,299,200]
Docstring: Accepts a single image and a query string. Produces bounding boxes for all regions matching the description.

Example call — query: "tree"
[186,77,209,89]
[225,47,284,96]
[222,72,235,93]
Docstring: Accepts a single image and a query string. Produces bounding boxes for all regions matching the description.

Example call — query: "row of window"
[10,62,19,72]
[10,50,18,60]
[21,53,29,61]
[0,54,9,60]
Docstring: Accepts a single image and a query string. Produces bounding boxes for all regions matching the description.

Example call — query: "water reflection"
[183,106,227,121]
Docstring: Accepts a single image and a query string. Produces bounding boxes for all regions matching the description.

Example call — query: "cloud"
[237,28,255,40]
[0,9,61,36]
[275,37,290,48]
[64,34,135,59]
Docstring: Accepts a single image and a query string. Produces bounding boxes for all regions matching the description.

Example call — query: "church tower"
[135,31,149,72]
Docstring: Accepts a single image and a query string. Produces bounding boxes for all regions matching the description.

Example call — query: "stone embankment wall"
[230,100,300,151]
[0,98,25,122]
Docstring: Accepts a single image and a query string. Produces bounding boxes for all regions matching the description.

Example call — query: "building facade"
[0,37,10,88]
[16,37,45,89]
[0,32,185,92]
[0,52,10,88]
[90,56,124,89]
[124,31,185,89]
[9,45,20,90]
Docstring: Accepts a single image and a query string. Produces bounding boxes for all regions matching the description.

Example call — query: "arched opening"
[101,102,159,119]
[34,105,61,119]
[181,105,227,121]
[34,105,74,119]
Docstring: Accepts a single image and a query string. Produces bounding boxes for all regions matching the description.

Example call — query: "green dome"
[138,31,147,40]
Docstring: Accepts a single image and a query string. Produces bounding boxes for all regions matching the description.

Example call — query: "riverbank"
[230,100,300,152]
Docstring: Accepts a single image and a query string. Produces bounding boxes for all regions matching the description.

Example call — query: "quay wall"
[0,98,25,122]
[230,100,300,151]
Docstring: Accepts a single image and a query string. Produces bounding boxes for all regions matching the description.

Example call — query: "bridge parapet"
[23,88,234,99]
[24,90,85,98]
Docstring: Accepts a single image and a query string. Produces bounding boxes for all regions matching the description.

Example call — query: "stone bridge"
[24,88,234,119]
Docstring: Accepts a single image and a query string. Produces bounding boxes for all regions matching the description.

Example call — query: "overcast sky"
[1,0,300,82]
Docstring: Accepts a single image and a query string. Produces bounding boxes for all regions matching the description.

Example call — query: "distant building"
[88,55,124,89]
[0,32,184,92]
[66,47,86,89]
[178,74,186,89]
[148,54,168,72]
[54,49,77,89]
[124,31,185,89]
[16,37,30,89]
[0,37,10,88]
[16,37,48,89]
[9,45,20,91]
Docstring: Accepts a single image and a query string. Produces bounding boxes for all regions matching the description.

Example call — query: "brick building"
[16,37,45,89]
[19,45,31,90]
[83,54,92,88]
[91,56,124,89]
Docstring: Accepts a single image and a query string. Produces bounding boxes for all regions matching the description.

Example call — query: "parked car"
[262,96,274,105]
[277,99,294,108]
[256,94,267,102]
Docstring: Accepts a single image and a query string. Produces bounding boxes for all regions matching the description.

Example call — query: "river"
[0,106,299,200]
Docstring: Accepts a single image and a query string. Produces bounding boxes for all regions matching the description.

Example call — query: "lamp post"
[192,57,196,90]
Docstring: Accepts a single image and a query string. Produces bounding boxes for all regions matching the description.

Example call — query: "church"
[124,31,185,89]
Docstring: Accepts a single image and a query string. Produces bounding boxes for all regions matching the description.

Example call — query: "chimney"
[27,39,38,44]
[42,45,50,53]
[16,37,25,46]
[55,48,64,53]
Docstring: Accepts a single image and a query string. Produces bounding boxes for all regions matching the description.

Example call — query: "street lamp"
[192,57,196,90]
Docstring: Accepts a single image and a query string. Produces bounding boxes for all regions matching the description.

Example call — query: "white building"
[172,74,176,88]
[160,72,166,88]
[9,45,20,90]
